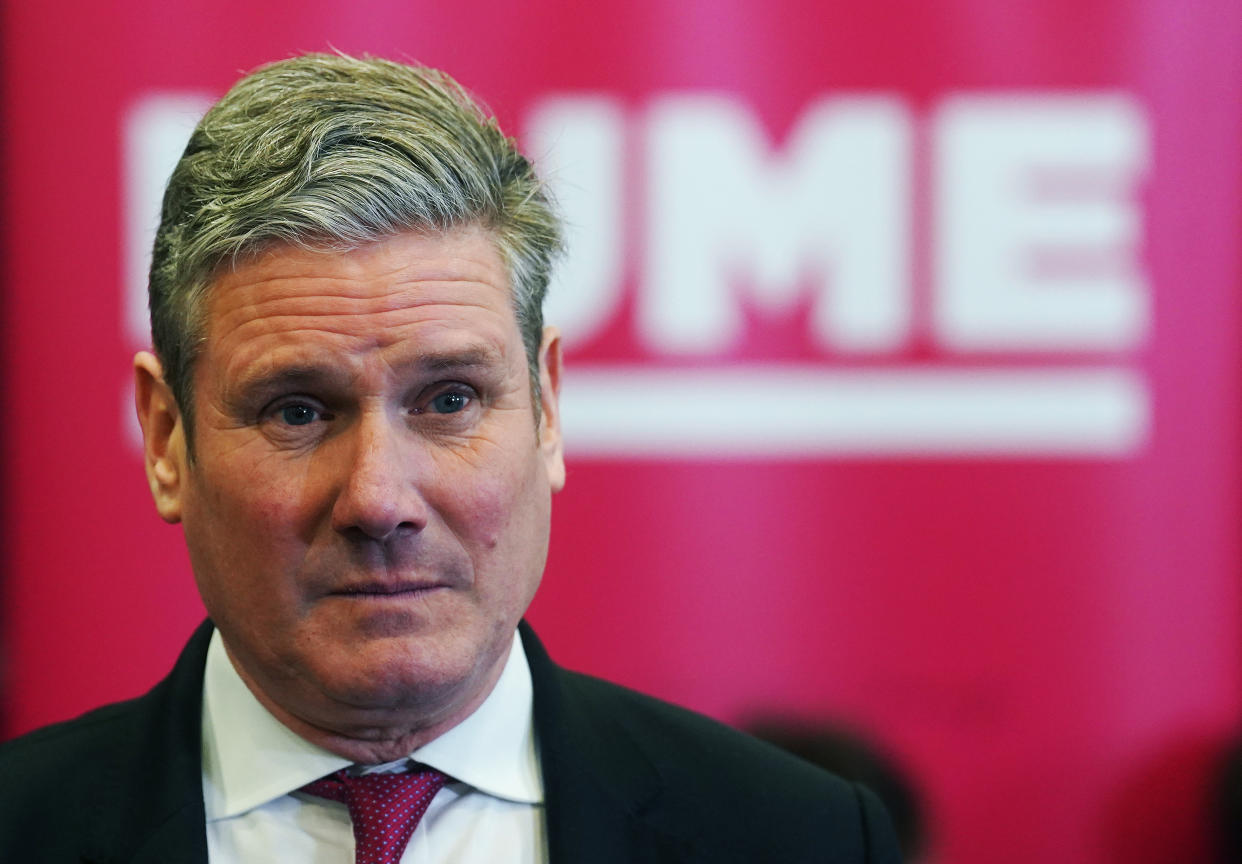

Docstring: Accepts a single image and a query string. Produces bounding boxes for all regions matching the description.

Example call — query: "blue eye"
[279,404,319,426]
[430,391,469,414]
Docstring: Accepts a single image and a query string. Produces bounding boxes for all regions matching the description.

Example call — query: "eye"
[259,396,332,445]
[276,402,322,426]
[430,391,470,414]
[412,384,479,420]
[268,397,330,429]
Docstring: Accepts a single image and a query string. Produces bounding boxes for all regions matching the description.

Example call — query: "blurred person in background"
[0,53,900,863]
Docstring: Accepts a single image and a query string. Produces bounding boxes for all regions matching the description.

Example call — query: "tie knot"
[301,766,448,864]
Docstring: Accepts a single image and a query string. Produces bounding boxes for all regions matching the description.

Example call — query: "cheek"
[182,460,320,583]
[224,445,325,518]
[439,446,551,560]
[199,473,302,537]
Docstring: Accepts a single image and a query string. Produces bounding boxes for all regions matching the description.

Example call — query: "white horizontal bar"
[559,365,1148,458]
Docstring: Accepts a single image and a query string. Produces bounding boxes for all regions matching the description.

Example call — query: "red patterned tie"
[301,766,449,864]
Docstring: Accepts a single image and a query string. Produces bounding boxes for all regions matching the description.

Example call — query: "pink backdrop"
[4,2,1242,862]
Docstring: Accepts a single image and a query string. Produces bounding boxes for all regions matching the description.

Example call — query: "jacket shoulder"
[0,693,155,775]
[0,691,165,858]
[0,622,213,862]
[549,667,903,863]
[558,668,849,795]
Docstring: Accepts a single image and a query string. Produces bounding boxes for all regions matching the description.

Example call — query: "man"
[0,54,901,863]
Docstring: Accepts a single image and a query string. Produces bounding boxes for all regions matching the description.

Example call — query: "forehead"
[199,226,518,368]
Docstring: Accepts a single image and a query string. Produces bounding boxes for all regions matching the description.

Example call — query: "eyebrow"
[418,345,504,373]
[227,365,344,408]
[232,344,507,400]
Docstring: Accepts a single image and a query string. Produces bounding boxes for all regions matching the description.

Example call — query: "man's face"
[136,225,564,750]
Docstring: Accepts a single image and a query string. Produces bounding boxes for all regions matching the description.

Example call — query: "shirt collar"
[201,627,542,820]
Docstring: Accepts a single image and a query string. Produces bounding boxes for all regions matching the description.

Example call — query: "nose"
[330,410,429,542]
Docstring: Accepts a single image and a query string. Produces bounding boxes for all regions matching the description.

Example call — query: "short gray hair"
[149,53,562,446]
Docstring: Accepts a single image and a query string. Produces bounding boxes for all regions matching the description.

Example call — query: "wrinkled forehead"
[194,226,522,371]
[202,224,508,315]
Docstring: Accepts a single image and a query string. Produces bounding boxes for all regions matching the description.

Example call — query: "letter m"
[642,95,911,354]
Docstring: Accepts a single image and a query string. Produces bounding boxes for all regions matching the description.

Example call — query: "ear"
[537,327,566,492]
[133,351,188,523]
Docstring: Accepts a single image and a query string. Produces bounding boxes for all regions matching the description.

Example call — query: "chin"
[312,635,495,713]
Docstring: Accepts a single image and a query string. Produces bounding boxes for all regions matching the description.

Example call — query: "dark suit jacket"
[0,620,901,863]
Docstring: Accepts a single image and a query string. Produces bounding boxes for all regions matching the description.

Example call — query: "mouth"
[331,581,448,598]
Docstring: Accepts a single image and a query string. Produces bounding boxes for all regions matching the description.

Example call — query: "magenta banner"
[3,2,1241,862]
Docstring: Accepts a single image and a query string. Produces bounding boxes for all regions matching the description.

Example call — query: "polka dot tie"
[301,766,448,864]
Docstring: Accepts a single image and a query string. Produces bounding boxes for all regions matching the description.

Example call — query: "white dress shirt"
[201,629,546,863]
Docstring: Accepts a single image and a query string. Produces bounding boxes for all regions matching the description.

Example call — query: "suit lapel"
[521,623,701,864]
